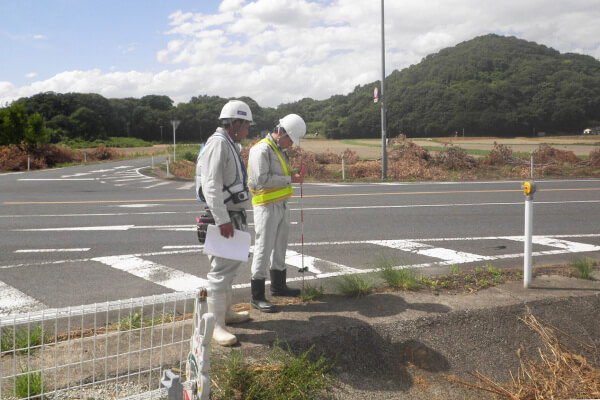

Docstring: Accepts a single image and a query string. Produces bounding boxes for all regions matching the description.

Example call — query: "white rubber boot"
[207,291,237,346]
[225,290,249,324]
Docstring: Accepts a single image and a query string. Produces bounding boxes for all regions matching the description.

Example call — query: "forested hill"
[2,34,600,145]
[280,34,600,138]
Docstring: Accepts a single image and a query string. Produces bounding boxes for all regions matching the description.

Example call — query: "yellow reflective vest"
[249,138,293,206]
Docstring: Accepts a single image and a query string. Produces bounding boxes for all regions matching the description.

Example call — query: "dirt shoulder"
[222,270,600,399]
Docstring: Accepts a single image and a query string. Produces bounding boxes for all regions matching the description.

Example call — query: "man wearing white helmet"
[195,99,253,346]
[247,114,307,312]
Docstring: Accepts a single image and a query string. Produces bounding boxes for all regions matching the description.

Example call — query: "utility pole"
[380,0,388,179]
[171,120,181,161]
[160,125,163,143]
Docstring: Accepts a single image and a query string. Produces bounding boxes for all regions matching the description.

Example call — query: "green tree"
[0,103,27,145]
[70,106,105,140]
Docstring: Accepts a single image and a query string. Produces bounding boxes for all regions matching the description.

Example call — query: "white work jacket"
[196,128,250,225]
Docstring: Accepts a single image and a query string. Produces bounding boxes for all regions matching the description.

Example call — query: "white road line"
[111,178,147,182]
[0,211,195,218]
[283,249,361,274]
[18,178,96,181]
[15,248,90,253]
[143,182,171,189]
[116,204,161,208]
[3,234,599,271]
[0,281,45,316]
[368,239,493,263]
[503,236,600,252]
[177,182,195,190]
[291,199,600,212]
[16,225,134,232]
[163,245,204,249]
[92,255,209,291]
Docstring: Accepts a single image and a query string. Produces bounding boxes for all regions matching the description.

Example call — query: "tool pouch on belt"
[196,210,215,244]
[228,210,248,231]
[196,210,247,244]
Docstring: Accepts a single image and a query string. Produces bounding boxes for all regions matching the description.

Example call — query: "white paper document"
[202,224,251,262]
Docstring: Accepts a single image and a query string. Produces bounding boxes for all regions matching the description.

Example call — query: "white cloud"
[33,34,46,40]
[2,0,600,108]
[25,72,38,78]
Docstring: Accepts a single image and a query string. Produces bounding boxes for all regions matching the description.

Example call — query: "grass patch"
[335,273,375,297]
[1,325,49,354]
[376,258,421,291]
[13,371,45,399]
[211,342,335,400]
[111,310,175,331]
[571,257,595,280]
[421,145,491,157]
[300,284,324,302]
[59,136,154,149]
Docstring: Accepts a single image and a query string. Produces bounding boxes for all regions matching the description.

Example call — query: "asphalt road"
[1,157,599,315]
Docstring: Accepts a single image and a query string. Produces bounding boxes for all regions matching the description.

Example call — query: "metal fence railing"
[0,290,203,400]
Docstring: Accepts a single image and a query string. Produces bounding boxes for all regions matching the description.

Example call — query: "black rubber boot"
[270,270,301,297]
[250,279,277,313]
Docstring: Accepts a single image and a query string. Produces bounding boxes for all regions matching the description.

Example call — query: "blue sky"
[0,1,214,85]
[1,0,599,108]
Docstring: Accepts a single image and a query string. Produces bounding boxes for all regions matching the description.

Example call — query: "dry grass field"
[299,136,600,160]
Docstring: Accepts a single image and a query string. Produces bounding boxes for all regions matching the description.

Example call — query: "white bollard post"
[84,152,87,163]
[522,181,536,288]
[166,155,170,177]
[342,156,346,181]
[530,155,533,179]
[151,154,154,170]
[27,154,30,171]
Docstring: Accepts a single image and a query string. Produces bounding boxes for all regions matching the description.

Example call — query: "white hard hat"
[219,100,254,124]
[278,114,306,146]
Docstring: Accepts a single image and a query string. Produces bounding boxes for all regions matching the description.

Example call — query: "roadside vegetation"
[210,342,335,400]
[451,312,600,400]
[147,134,600,183]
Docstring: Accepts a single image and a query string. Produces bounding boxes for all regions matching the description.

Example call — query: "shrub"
[532,144,580,165]
[431,145,477,170]
[486,142,514,165]
[86,144,120,161]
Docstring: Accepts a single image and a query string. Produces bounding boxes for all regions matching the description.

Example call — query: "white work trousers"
[251,201,289,280]
[206,212,247,292]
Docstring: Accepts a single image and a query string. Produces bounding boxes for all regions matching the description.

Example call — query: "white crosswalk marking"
[92,255,208,291]
[368,239,493,263]
[0,280,45,316]
[284,249,361,274]
[504,236,600,252]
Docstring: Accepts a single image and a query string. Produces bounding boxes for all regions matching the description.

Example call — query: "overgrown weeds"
[376,258,421,291]
[13,370,45,399]
[454,312,600,399]
[1,325,49,355]
[300,284,325,302]
[571,257,596,280]
[210,342,336,400]
[335,274,375,297]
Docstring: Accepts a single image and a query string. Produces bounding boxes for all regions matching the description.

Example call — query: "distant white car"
[583,128,592,135]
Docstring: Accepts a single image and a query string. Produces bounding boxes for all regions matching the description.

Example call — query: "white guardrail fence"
[1,289,210,400]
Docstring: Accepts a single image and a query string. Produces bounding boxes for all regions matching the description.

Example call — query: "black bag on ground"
[196,210,215,243]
